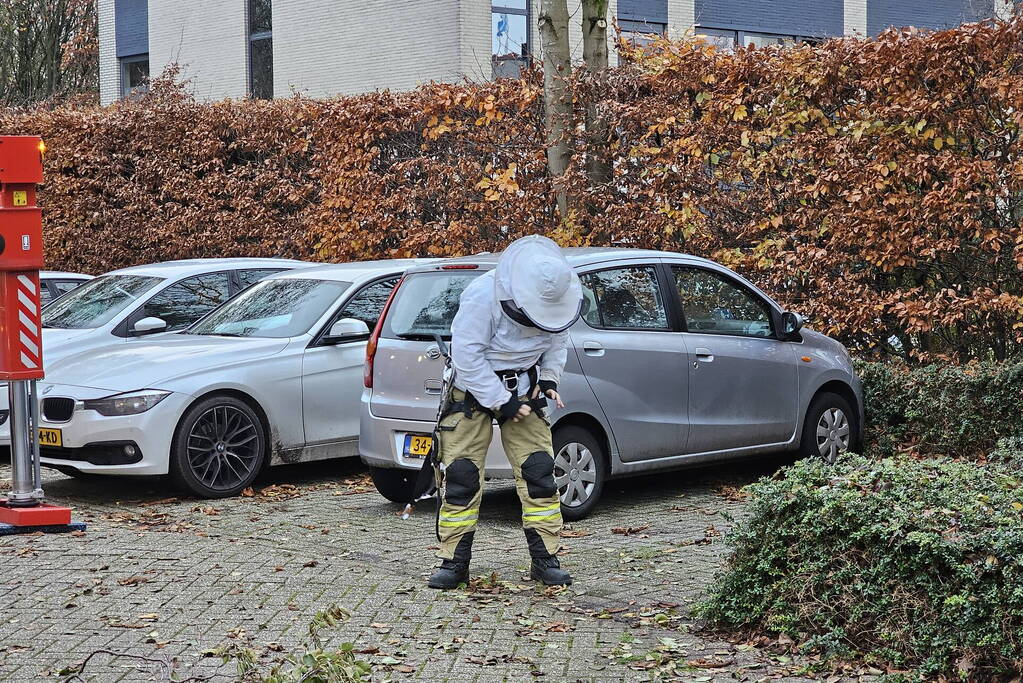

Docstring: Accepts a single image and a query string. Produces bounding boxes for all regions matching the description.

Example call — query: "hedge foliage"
[4,20,1023,360]
[858,361,1023,459]
[696,455,1023,678]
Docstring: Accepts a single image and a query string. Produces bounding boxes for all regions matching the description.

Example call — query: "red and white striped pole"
[0,136,79,531]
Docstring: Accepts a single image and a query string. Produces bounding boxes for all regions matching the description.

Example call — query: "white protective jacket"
[450,269,569,411]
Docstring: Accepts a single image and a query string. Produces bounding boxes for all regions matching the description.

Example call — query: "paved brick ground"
[1,456,851,682]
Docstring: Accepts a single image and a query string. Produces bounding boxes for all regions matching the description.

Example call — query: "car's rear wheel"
[799,392,856,464]
[169,395,267,498]
[553,425,606,522]
[370,466,417,503]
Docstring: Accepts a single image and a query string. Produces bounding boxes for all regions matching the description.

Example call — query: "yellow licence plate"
[38,428,62,447]
[403,434,433,458]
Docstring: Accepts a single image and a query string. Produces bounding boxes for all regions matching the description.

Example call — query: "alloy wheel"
[816,407,850,463]
[187,405,261,491]
[554,441,597,508]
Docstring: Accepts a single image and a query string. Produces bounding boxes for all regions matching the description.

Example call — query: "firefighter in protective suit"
[428,235,583,589]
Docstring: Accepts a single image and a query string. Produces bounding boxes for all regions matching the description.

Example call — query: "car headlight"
[83,390,171,416]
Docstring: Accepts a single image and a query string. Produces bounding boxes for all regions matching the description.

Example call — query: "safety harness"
[441,366,548,422]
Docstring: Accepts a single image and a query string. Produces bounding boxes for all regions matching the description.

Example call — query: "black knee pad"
[444,459,480,506]
[521,451,556,499]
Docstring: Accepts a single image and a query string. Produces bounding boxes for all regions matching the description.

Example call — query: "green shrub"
[696,455,1023,678]
[858,361,1023,458]
[989,437,1023,468]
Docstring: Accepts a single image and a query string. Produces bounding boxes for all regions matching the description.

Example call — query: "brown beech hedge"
[3,19,1023,363]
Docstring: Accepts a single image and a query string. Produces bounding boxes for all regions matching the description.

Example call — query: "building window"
[694,28,738,50]
[493,0,529,79]
[120,54,149,98]
[695,28,804,51]
[248,0,273,99]
[742,32,796,48]
[620,18,666,48]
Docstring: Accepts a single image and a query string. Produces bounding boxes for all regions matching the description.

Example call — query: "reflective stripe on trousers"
[435,390,563,560]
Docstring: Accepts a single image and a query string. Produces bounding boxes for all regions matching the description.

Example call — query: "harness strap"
[442,364,542,421]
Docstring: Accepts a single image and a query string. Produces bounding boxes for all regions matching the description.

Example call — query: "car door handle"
[424,379,443,394]
[695,347,714,362]
[582,341,605,357]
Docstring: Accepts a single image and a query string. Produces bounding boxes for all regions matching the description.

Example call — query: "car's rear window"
[381,271,484,340]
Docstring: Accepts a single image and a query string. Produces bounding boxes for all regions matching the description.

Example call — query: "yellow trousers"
[435,390,563,559]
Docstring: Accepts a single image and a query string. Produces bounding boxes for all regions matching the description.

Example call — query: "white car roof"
[41,271,93,279]
[105,258,318,279]
[405,248,722,271]
[267,258,439,284]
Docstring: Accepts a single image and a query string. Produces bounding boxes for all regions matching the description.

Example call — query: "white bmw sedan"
[0,258,315,447]
[39,258,316,364]
[31,260,431,498]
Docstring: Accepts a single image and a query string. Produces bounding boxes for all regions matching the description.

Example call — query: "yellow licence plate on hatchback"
[403,434,433,459]
[38,428,62,447]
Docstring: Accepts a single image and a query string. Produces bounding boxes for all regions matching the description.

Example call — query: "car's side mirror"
[781,311,804,340]
[130,316,168,336]
[322,318,370,344]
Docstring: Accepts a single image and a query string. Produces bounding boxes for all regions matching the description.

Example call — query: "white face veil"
[495,236,583,333]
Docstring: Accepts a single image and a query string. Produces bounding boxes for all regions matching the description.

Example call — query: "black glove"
[538,380,557,395]
[497,397,525,424]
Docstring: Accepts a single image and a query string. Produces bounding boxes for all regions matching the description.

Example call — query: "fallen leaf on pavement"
[558,529,591,537]
[117,575,150,586]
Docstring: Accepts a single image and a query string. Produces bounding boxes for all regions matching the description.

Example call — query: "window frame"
[492,0,531,76]
[115,270,234,338]
[694,25,820,51]
[231,268,288,293]
[576,262,679,333]
[309,274,401,347]
[44,278,88,304]
[119,53,150,99]
[667,263,782,340]
[248,0,273,99]
[39,282,56,305]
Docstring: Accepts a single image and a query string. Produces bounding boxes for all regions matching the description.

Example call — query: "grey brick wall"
[98,0,119,105]
[148,0,249,100]
[667,0,696,35]
[845,0,867,35]
[695,0,844,37]
[274,0,478,98]
[460,0,492,83]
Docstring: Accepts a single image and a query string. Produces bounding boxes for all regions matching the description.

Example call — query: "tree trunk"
[538,0,573,217]
[581,0,612,189]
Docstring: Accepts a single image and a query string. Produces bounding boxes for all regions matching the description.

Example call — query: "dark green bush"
[696,455,1023,678]
[858,361,1023,458]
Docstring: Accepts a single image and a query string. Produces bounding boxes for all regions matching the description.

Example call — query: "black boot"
[530,555,573,586]
[428,533,473,589]
[524,529,573,586]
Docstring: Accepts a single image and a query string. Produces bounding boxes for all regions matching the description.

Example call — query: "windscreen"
[43,274,164,329]
[187,278,350,338]
[381,271,483,340]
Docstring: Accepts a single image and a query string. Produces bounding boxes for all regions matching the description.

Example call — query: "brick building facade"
[98,0,1014,105]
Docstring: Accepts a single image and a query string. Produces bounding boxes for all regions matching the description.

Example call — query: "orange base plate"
[0,500,72,526]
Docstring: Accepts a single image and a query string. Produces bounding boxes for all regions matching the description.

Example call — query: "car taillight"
[440,264,478,270]
[365,276,403,388]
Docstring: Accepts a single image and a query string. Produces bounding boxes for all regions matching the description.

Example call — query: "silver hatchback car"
[360,248,863,519]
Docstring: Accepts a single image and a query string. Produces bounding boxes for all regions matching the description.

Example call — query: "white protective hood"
[495,235,582,332]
